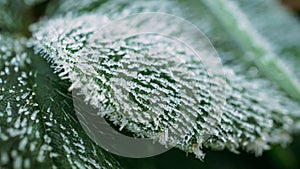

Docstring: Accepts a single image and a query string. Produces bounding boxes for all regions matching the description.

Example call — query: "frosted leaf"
[46,0,300,102]
[30,0,300,160]
[0,34,121,169]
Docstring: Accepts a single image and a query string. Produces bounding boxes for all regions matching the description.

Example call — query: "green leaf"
[30,0,300,160]
[0,34,121,169]
[200,0,300,103]
[45,0,108,16]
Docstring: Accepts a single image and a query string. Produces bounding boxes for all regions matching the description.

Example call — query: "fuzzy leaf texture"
[30,0,300,159]
[0,0,300,168]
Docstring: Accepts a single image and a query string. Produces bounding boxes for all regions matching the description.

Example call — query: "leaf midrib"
[201,0,300,102]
